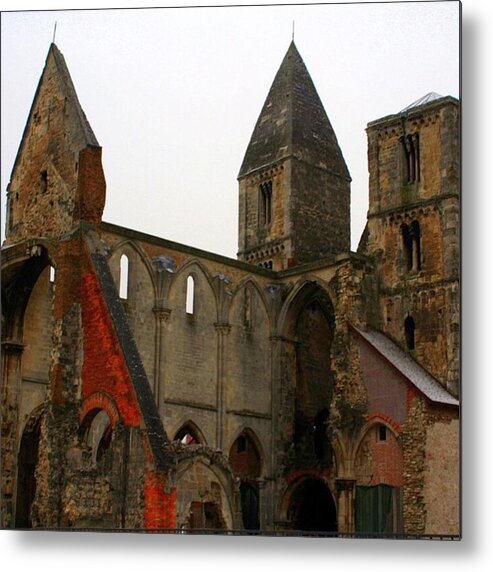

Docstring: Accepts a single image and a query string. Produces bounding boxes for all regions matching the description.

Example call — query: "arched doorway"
[229,431,262,530]
[15,414,42,528]
[289,284,335,468]
[288,478,337,533]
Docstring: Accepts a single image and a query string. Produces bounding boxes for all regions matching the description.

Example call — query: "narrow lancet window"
[119,254,129,299]
[259,181,273,227]
[404,316,416,350]
[402,224,413,272]
[401,133,420,184]
[411,220,422,271]
[186,275,195,315]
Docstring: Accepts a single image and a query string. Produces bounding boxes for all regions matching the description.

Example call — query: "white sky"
[4,2,493,570]
[0,1,459,255]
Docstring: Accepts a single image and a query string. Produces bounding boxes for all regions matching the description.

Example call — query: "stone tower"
[237,42,351,270]
[362,93,460,396]
[4,43,106,246]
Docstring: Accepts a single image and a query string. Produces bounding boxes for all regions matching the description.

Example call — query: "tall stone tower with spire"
[237,42,351,270]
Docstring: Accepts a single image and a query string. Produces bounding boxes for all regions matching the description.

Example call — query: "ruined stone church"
[1,41,460,536]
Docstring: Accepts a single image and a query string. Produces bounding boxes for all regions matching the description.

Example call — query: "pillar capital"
[153,306,172,322]
[1,340,24,355]
[214,322,231,335]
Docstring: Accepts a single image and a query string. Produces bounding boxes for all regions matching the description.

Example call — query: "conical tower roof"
[239,42,349,180]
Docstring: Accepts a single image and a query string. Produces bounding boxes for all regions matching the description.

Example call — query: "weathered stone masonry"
[1,42,459,536]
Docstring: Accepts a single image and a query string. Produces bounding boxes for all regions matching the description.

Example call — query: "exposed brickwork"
[144,472,176,529]
[81,270,141,426]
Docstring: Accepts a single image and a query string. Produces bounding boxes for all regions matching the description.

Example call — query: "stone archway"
[278,281,336,470]
[287,477,337,533]
[15,413,43,528]
[229,430,262,530]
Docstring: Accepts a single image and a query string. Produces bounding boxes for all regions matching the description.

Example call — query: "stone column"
[152,306,171,418]
[336,478,356,534]
[214,322,231,450]
[1,340,24,528]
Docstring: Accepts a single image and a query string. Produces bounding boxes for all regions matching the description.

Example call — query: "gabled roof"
[350,324,459,407]
[238,41,349,180]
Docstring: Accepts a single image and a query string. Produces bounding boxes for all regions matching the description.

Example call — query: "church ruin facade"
[1,42,460,536]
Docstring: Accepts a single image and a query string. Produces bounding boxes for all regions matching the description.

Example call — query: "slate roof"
[351,325,459,407]
[238,41,349,180]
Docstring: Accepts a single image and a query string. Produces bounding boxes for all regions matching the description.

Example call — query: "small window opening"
[49,266,56,283]
[174,426,198,445]
[186,275,195,315]
[40,170,48,194]
[314,408,332,464]
[402,221,422,273]
[401,133,420,183]
[401,224,413,272]
[119,254,129,299]
[411,220,422,271]
[243,287,252,329]
[259,180,273,227]
[86,410,112,465]
[404,316,416,350]
[378,425,387,442]
[237,435,247,453]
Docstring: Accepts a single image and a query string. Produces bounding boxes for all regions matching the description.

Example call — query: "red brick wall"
[358,339,407,425]
[144,472,177,529]
[81,270,141,427]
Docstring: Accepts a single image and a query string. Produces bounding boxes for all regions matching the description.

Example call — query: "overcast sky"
[1,2,460,256]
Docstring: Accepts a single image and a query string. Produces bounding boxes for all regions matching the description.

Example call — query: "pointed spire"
[5,43,105,243]
[239,42,349,180]
[45,43,99,146]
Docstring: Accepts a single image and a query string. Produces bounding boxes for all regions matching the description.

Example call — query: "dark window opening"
[411,220,422,271]
[401,221,422,273]
[289,479,337,533]
[314,408,332,465]
[404,316,416,350]
[237,435,247,453]
[174,424,200,445]
[259,180,273,227]
[15,416,42,528]
[40,170,48,194]
[401,133,420,184]
[240,481,260,530]
[378,425,387,442]
[401,224,413,272]
[243,287,252,329]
